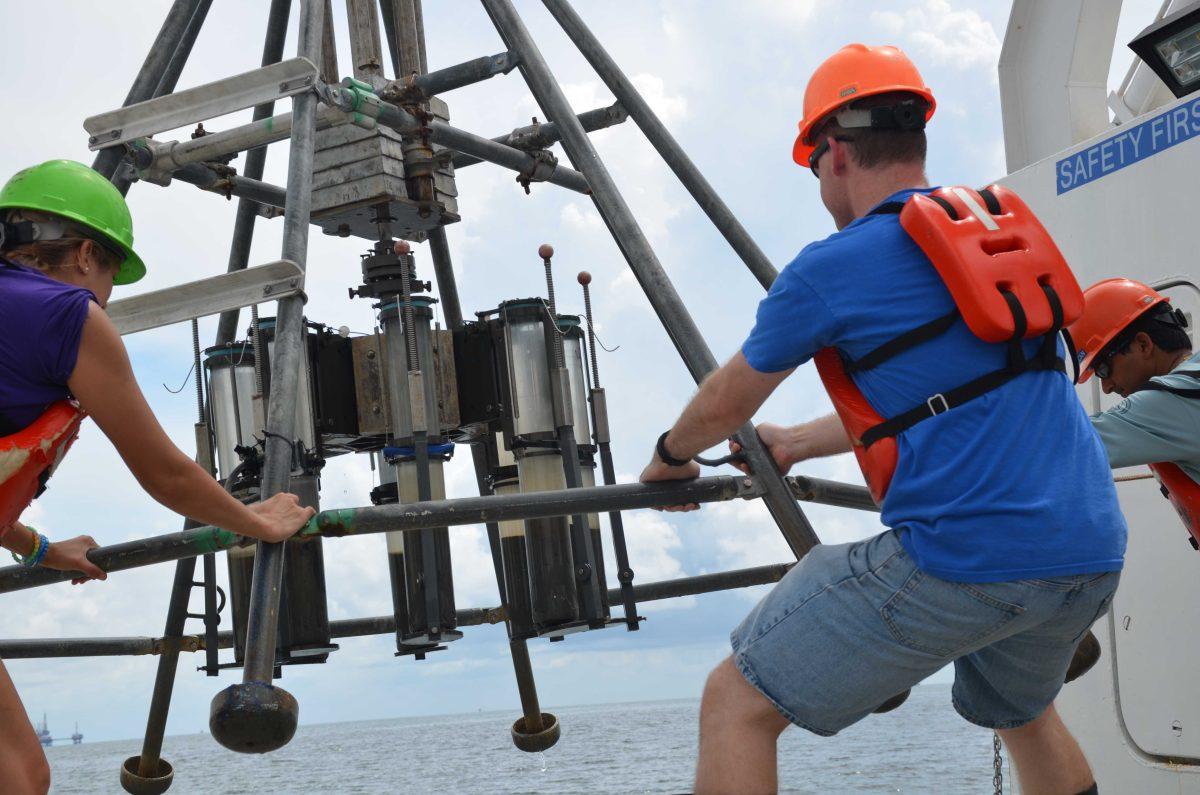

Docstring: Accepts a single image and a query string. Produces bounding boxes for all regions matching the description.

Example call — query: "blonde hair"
[3,209,122,274]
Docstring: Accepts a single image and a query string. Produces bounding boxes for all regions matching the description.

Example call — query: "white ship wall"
[1002,88,1200,791]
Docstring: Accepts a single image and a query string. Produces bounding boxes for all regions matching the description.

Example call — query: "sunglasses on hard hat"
[809,135,855,178]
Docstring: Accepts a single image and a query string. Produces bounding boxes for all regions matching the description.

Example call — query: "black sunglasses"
[810,135,855,177]
[1093,339,1133,380]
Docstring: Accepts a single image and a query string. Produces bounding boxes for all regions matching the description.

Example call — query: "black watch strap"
[656,431,692,467]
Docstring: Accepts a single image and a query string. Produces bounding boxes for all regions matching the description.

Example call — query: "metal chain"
[993,731,1004,794]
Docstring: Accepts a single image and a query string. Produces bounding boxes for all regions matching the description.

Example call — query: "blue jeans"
[730,529,1119,735]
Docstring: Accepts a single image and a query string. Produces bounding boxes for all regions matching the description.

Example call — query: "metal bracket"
[84,57,321,151]
[107,259,305,335]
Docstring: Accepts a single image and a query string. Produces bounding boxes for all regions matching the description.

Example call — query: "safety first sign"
[1057,95,1200,194]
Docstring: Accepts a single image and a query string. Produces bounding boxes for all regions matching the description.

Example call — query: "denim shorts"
[730,529,1119,735]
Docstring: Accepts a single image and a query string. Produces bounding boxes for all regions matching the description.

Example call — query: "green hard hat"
[0,159,146,285]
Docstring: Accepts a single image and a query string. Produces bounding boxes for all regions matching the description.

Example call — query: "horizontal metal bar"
[85,57,321,150]
[0,476,759,594]
[139,87,591,195]
[170,163,288,209]
[451,103,628,169]
[788,475,878,513]
[427,120,589,192]
[0,562,792,659]
[137,105,352,178]
[318,85,592,194]
[407,51,518,96]
[621,561,791,602]
[107,259,303,335]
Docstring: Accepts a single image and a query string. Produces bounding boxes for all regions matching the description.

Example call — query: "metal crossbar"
[106,260,303,335]
[85,57,321,150]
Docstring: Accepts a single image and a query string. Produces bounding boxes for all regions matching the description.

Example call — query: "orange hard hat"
[792,44,936,167]
[1068,278,1170,382]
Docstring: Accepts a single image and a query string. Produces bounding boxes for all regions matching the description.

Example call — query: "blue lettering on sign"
[1056,95,1200,194]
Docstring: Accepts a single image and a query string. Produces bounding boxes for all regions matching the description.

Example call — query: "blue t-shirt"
[742,188,1127,582]
[0,259,94,432]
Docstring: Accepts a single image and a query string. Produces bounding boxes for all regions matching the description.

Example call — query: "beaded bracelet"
[12,530,49,568]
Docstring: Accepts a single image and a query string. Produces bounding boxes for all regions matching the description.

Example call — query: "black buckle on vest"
[926,394,950,416]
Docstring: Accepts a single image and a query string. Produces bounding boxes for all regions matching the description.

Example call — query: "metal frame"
[7,0,896,785]
[106,260,303,336]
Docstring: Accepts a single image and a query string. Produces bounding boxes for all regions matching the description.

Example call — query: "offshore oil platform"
[0,1,876,792]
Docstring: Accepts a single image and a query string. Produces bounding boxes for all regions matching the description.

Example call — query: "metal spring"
[581,280,600,388]
[191,319,204,423]
[399,250,419,373]
[542,257,564,369]
[250,303,265,398]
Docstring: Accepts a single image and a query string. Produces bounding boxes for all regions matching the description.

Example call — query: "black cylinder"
[495,472,536,639]
[391,448,460,646]
[578,455,610,619]
[276,474,335,664]
[371,469,413,655]
[518,449,581,632]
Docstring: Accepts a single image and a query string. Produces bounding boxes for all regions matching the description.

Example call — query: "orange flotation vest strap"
[0,401,85,530]
[1134,370,1200,548]
[814,185,1085,503]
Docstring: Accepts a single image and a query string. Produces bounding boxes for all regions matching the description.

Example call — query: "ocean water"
[46,684,1004,794]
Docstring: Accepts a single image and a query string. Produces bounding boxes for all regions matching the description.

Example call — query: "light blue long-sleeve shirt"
[1090,350,1200,483]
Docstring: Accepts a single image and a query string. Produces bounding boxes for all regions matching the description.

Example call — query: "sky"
[0,0,1165,747]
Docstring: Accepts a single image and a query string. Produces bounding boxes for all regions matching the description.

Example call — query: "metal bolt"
[263,285,274,295]
[742,478,754,489]
[366,349,376,359]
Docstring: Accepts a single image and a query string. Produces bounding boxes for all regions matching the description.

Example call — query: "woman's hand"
[42,535,107,583]
[245,493,317,543]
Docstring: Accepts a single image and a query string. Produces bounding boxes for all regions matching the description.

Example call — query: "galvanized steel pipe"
[481,0,820,559]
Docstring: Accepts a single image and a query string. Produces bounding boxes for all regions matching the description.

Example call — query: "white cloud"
[871,0,1002,71]
[750,0,824,28]
[630,73,688,126]
[561,201,604,232]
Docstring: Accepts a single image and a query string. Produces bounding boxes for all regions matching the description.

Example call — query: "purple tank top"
[0,258,94,433]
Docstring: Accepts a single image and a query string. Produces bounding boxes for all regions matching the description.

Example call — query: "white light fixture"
[1131,0,1200,98]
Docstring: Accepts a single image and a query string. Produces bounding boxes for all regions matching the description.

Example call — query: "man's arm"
[740,413,852,473]
[1090,391,1200,470]
[658,352,794,463]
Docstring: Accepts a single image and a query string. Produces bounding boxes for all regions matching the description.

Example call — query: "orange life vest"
[1134,371,1200,547]
[0,401,85,530]
[814,185,1085,504]
[1150,462,1200,549]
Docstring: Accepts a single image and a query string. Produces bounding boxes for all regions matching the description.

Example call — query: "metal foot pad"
[511,711,561,753]
[120,756,174,795]
[209,681,299,754]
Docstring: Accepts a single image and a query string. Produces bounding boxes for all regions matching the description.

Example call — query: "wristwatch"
[656,431,691,467]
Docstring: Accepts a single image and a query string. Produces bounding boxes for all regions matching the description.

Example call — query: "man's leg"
[695,656,790,795]
[997,703,1095,795]
[0,660,51,795]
